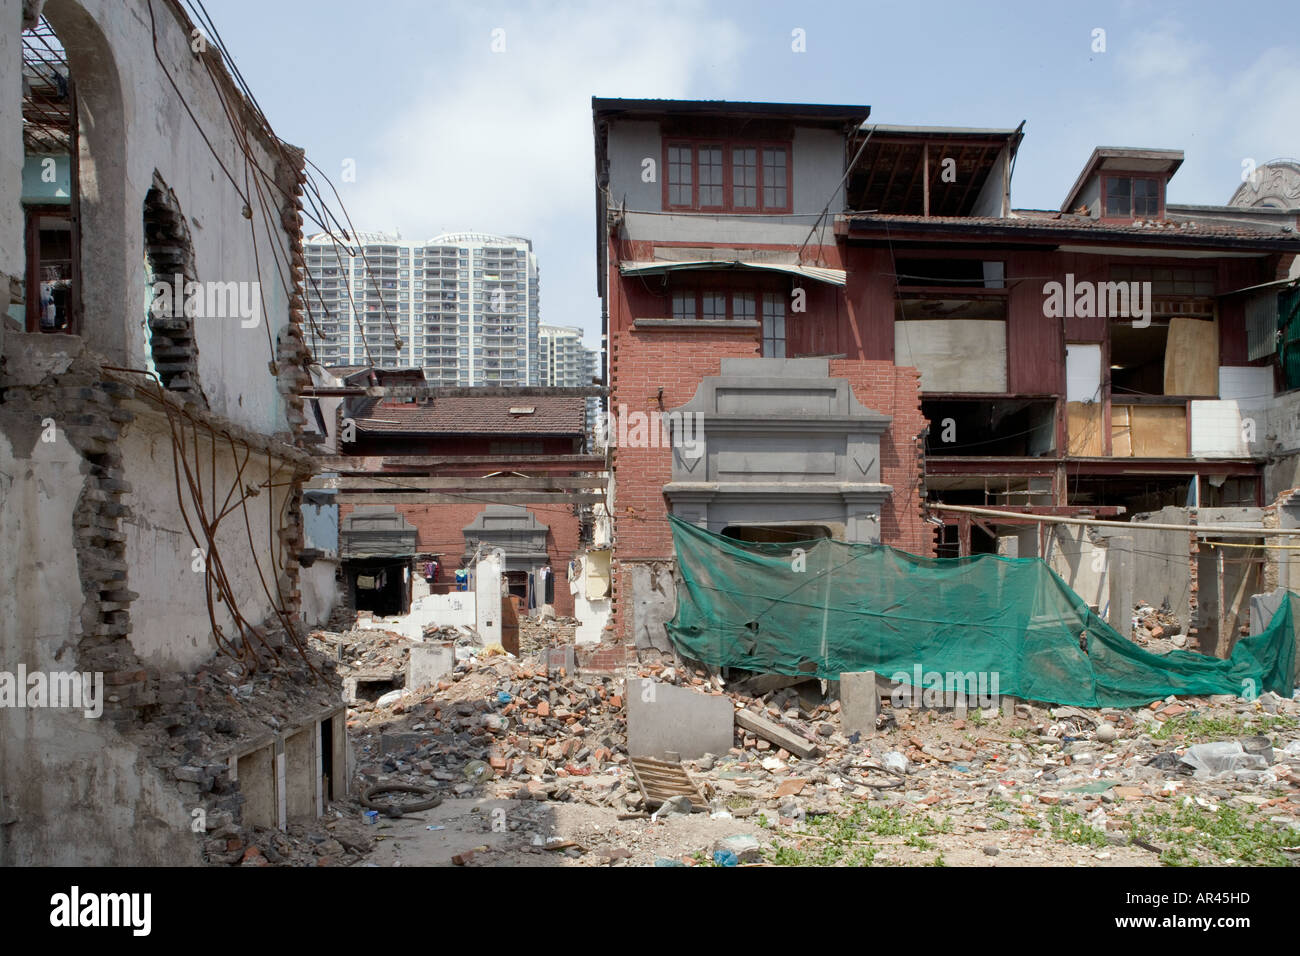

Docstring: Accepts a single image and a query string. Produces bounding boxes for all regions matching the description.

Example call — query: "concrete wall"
[474,550,503,646]
[0,394,201,863]
[36,0,300,434]
[0,1,316,864]
[299,557,340,628]
[355,590,477,640]
[119,411,297,671]
[1044,525,1108,613]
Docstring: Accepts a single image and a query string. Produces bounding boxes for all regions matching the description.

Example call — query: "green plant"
[1151,713,1297,742]
[1132,804,1299,867]
[1046,806,1108,848]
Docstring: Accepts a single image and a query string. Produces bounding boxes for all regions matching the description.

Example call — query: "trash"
[463,759,494,784]
[425,825,446,831]
[654,857,686,867]
[1180,741,1269,777]
[1096,723,1118,743]
[715,834,762,863]
[882,751,908,774]
[362,810,379,825]
[650,795,695,821]
[376,688,407,709]
[496,691,513,704]
[712,849,739,867]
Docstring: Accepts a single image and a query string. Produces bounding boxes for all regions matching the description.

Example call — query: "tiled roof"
[353,396,587,436]
[844,209,1300,243]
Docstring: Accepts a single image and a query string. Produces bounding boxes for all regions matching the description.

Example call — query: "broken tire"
[361,783,443,816]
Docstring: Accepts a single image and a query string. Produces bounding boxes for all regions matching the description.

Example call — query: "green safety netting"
[665,515,1298,708]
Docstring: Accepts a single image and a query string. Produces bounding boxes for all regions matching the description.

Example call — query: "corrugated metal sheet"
[1245,291,1280,360]
[619,260,846,286]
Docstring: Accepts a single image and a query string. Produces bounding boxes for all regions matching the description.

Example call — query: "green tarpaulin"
[665,516,1298,708]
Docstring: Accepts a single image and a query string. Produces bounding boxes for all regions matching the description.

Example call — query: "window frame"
[761,292,786,358]
[1100,172,1164,221]
[662,137,794,214]
[667,288,770,322]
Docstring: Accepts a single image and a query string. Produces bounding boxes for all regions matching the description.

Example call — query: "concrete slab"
[626,679,734,760]
[1249,589,1286,635]
[734,708,820,758]
[840,671,880,735]
[408,642,455,690]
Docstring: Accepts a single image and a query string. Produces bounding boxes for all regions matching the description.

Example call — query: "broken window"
[143,175,205,401]
[894,259,1005,289]
[20,17,79,334]
[924,399,1056,456]
[895,294,1008,393]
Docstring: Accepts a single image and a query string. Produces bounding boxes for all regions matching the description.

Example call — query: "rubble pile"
[311,620,1300,866]
[350,649,634,808]
[115,627,377,867]
[344,637,1300,865]
[1131,601,1187,651]
[317,626,412,678]
[519,615,579,654]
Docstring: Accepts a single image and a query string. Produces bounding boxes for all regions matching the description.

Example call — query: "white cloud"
[1080,23,1300,203]
[335,1,746,339]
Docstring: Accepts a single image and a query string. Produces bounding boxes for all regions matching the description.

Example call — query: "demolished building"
[0,0,340,865]
[591,97,1300,666]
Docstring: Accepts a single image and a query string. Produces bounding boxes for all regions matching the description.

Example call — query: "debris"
[881,751,909,774]
[630,756,708,813]
[360,783,442,817]
[715,834,762,863]
[1180,741,1270,778]
[650,795,695,821]
[735,708,821,758]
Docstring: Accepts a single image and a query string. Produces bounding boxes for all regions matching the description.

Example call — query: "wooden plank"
[1066,401,1103,457]
[307,475,608,491]
[1129,405,1187,458]
[335,492,606,504]
[735,709,821,759]
[1110,404,1133,457]
[316,454,606,471]
[1164,317,1219,396]
[301,385,607,398]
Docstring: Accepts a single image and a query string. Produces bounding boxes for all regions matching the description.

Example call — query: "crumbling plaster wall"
[0,342,202,865]
[118,410,299,671]
[0,0,316,864]
[1043,525,1108,613]
[36,0,305,437]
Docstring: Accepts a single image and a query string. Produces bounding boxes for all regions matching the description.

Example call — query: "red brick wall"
[828,359,934,558]
[604,322,933,643]
[339,500,581,616]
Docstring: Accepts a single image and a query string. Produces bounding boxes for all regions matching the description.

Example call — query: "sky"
[205,0,1300,349]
